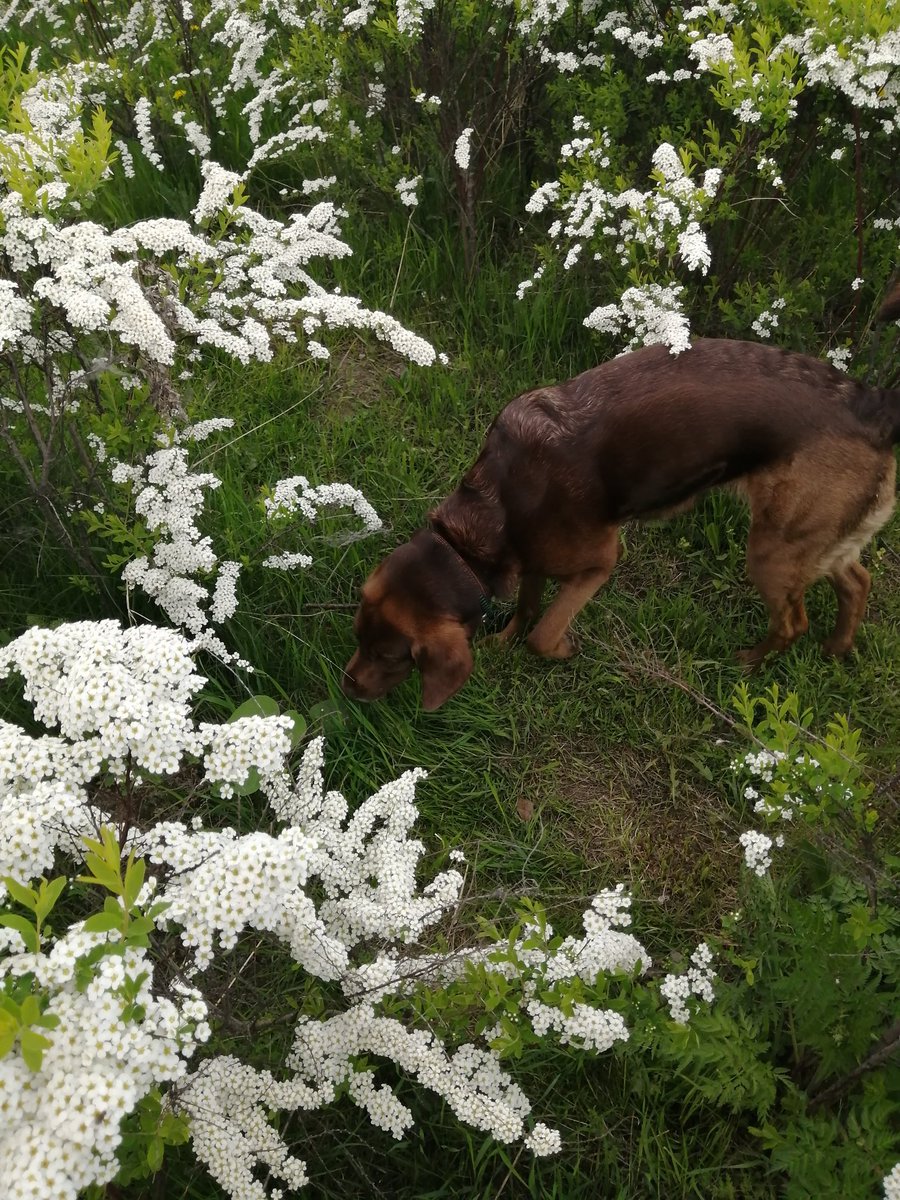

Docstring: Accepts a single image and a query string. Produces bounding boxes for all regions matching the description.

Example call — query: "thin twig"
[808,1018,900,1112]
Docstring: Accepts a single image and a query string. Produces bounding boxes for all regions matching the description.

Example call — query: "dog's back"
[490,339,900,523]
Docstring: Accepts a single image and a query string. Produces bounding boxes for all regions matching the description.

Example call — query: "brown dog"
[344,285,900,710]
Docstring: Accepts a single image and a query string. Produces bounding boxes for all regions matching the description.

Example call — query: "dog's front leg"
[526,533,619,658]
[490,573,545,646]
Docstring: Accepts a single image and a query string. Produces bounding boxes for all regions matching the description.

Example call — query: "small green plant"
[659,689,900,1198]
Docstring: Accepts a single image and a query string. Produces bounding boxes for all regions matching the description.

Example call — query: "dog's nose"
[341,669,360,698]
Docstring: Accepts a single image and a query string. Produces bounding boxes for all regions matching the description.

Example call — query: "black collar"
[427,527,494,622]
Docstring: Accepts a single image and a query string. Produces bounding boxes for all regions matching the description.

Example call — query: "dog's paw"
[820,636,853,659]
[735,645,766,672]
[528,630,580,659]
[554,631,581,659]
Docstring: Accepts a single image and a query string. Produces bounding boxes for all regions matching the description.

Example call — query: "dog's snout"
[341,653,363,699]
[341,667,364,700]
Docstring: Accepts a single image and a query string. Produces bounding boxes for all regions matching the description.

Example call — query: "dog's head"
[342,530,483,711]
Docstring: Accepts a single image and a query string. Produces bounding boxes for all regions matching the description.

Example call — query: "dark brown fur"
[344,312,900,710]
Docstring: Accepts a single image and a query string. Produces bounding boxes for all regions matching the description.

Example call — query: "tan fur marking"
[817,456,896,575]
[376,592,423,641]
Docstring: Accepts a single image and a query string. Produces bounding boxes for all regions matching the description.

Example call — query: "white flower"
[652,142,684,182]
[884,1162,900,1200]
[827,345,852,372]
[585,283,692,355]
[454,126,474,170]
[660,941,715,1023]
[395,175,422,208]
[525,1122,562,1156]
[739,829,775,876]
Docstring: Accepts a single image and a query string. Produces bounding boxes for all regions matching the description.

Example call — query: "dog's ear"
[413,622,474,711]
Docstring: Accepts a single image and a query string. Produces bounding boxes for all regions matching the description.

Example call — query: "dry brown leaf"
[515,795,534,821]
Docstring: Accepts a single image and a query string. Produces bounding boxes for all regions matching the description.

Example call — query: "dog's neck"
[426,526,494,624]
[429,480,519,601]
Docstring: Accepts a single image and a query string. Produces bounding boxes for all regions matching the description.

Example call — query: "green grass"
[3,214,900,1200]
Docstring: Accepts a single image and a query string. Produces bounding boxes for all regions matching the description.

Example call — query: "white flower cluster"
[0,54,441,481]
[0,59,98,198]
[261,550,314,570]
[884,1162,900,1200]
[134,95,163,170]
[112,440,224,637]
[174,1057,320,1199]
[0,622,226,1196]
[740,748,786,782]
[454,126,474,170]
[781,26,900,130]
[0,280,32,351]
[0,620,290,890]
[0,620,204,784]
[523,121,720,350]
[349,886,654,1047]
[525,1122,563,1156]
[104,427,383,640]
[396,174,423,208]
[396,0,436,37]
[826,345,852,372]
[660,941,715,1023]
[751,296,786,339]
[584,282,693,355]
[525,126,720,272]
[526,998,630,1051]
[0,614,721,1196]
[139,821,317,967]
[0,930,208,1200]
[739,829,775,877]
[265,474,383,533]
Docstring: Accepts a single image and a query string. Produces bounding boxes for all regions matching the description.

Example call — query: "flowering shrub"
[599,687,899,1200]
[731,683,880,879]
[0,619,719,1196]
[0,39,435,580]
[4,0,896,368]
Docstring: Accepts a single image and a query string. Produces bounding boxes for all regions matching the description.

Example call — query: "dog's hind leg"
[491,573,545,646]
[526,531,619,659]
[738,527,812,668]
[822,561,871,657]
[816,454,894,656]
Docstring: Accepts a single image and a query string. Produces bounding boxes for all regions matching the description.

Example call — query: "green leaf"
[284,710,307,748]
[78,866,123,894]
[35,876,66,923]
[19,994,40,1025]
[20,1027,53,1071]
[0,1001,20,1025]
[0,1026,17,1058]
[0,914,39,953]
[126,915,155,938]
[228,765,262,797]
[159,1111,190,1144]
[83,911,123,934]
[123,855,146,909]
[146,1137,164,1172]
[228,695,279,722]
[3,878,37,911]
